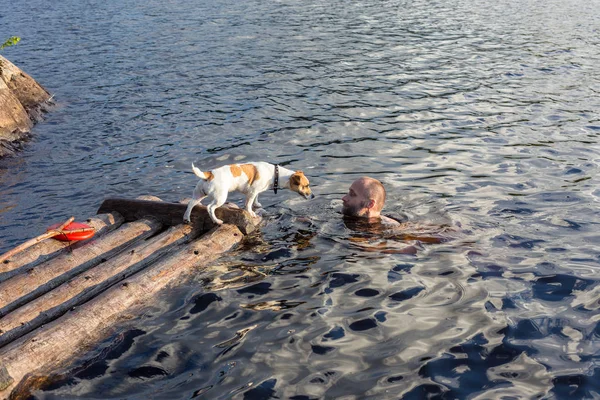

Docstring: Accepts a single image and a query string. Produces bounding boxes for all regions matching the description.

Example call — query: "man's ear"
[367,199,375,209]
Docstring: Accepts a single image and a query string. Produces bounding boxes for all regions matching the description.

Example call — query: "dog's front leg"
[252,195,262,210]
[245,193,258,218]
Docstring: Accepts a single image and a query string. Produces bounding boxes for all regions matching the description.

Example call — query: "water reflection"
[2,0,600,397]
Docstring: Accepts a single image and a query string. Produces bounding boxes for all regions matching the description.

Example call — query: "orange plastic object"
[46,221,95,242]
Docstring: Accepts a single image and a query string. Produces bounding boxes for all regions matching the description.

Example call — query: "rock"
[0,55,52,158]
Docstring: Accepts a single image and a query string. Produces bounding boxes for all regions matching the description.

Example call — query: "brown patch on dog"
[230,165,242,177]
[241,164,259,185]
[204,171,215,181]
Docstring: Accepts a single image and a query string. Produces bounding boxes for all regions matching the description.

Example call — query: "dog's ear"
[290,174,301,185]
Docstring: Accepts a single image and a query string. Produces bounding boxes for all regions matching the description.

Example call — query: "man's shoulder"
[380,214,403,227]
[382,211,409,223]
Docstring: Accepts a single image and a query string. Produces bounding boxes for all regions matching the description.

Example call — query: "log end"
[208,207,259,236]
[4,372,60,400]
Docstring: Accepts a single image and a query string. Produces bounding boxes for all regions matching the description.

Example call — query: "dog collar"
[273,164,279,194]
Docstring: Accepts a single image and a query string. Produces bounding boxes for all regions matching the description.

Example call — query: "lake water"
[1,0,600,398]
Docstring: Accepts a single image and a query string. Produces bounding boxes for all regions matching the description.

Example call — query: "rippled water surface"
[2,0,600,398]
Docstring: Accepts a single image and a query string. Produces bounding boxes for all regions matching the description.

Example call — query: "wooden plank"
[0,218,162,317]
[0,212,124,281]
[97,197,258,235]
[0,223,196,348]
[0,224,243,398]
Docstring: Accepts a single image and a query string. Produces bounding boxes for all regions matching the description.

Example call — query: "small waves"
[1,0,600,397]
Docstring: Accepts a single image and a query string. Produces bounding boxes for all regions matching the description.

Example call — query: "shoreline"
[0,55,52,158]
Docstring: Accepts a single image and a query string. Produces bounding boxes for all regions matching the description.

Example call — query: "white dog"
[183,161,314,225]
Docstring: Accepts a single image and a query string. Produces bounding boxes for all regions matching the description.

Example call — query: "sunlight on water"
[1,0,599,398]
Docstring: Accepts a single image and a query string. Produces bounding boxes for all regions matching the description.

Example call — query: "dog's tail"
[191,163,214,181]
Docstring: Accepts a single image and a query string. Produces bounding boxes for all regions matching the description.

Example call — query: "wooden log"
[97,197,258,235]
[0,195,155,274]
[0,217,78,265]
[0,223,196,348]
[0,212,124,280]
[0,218,162,317]
[0,224,243,398]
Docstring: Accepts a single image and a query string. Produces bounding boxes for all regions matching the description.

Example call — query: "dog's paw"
[253,202,262,209]
[183,218,191,225]
[215,218,224,225]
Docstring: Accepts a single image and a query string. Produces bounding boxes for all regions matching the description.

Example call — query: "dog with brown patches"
[183,161,314,225]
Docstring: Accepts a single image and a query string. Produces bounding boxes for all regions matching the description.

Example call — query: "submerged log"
[0,212,124,281]
[0,224,243,398]
[0,55,51,158]
[0,223,196,348]
[0,218,162,316]
[97,197,258,235]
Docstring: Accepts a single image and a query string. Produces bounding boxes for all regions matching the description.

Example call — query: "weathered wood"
[0,212,124,280]
[0,224,243,398]
[97,197,258,235]
[0,218,162,317]
[0,217,79,264]
[0,223,196,348]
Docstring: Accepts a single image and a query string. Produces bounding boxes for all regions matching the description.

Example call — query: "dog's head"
[289,171,314,199]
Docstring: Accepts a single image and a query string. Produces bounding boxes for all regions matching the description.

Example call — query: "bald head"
[342,177,387,219]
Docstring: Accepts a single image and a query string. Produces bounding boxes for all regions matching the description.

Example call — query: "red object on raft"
[46,221,95,241]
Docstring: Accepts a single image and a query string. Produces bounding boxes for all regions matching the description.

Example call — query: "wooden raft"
[0,197,259,399]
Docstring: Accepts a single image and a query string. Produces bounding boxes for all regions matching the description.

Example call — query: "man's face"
[342,181,370,217]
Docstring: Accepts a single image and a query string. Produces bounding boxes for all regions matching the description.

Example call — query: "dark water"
[2,0,600,398]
